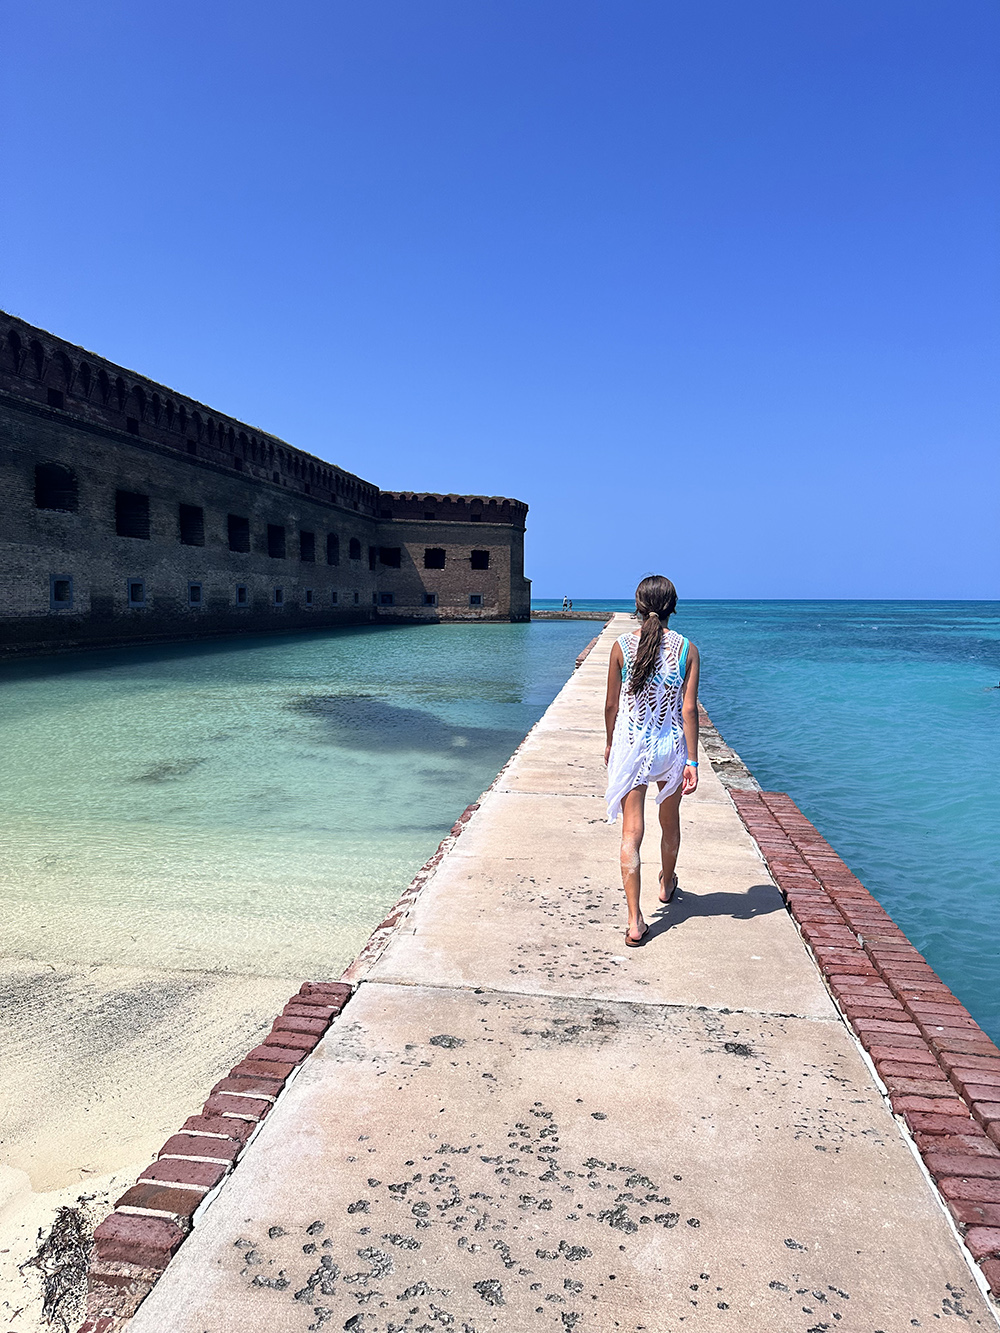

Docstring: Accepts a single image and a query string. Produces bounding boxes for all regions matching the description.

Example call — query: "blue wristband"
[686,759,698,767]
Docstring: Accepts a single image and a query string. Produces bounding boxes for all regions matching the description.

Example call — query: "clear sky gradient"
[3,2,997,598]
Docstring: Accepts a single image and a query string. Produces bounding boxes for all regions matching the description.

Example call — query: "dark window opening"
[470,513,481,522]
[353,591,360,605]
[379,508,392,519]
[35,462,78,512]
[304,483,311,495]
[186,440,197,456]
[267,524,286,559]
[236,584,249,606]
[379,546,401,568]
[127,579,145,607]
[50,575,73,610]
[179,504,205,547]
[326,533,340,566]
[372,592,378,605]
[470,549,490,570]
[300,530,316,562]
[379,591,395,606]
[228,514,250,553]
[331,590,339,605]
[469,594,483,606]
[234,457,243,471]
[304,588,314,606]
[424,547,446,570]
[423,511,435,520]
[349,537,361,560]
[127,417,139,435]
[274,587,284,606]
[116,491,150,540]
[368,546,376,571]
[272,471,280,483]
[47,387,64,409]
[423,592,438,607]
[188,582,203,607]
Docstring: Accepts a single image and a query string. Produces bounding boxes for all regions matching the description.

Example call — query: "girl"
[604,575,700,946]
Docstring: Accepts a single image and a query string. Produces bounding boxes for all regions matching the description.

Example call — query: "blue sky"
[3,1,997,598]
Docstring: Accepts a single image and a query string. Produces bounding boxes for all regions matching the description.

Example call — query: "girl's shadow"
[645,883,783,941]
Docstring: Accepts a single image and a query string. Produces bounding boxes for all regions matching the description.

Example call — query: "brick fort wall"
[0,312,531,654]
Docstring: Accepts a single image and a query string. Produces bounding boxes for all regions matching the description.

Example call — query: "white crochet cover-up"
[605,627,690,823]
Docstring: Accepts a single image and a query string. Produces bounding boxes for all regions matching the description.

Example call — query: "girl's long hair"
[629,575,678,694]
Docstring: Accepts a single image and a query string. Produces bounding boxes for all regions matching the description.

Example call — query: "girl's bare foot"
[658,871,677,904]
[625,916,648,946]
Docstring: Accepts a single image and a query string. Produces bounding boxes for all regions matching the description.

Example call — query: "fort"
[0,311,531,655]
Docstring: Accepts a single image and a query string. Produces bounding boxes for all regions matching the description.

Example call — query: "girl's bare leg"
[620,785,647,940]
[656,782,683,901]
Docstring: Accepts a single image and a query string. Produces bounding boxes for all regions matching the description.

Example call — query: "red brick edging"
[732,789,1000,1300]
[79,980,352,1332]
[575,635,600,668]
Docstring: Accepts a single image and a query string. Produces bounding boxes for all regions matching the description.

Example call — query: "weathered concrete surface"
[128,615,997,1331]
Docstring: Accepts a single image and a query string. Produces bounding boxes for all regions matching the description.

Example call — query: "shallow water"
[0,621,594,977]
[541,599,1000,1045]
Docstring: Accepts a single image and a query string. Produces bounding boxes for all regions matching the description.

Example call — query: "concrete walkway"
[129,615,995,1331]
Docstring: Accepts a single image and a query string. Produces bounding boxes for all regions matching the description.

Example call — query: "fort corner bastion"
[0,311,531,655]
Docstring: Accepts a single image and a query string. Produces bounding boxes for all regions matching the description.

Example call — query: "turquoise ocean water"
[541,599,1000,1045]
[0,621,592,978]
[0,603,996,1044]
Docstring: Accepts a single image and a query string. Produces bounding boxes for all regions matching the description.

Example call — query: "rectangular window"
[47,388,64,409]
[179,504,205,546]
[349,538,361,560]
[234,456,243,471]
[300,530,316,562]
[331,590,339,605]
[423,511,435,520]
[470,514,481,522]
[423,592,437,607]
[470,549,490,570]
[228,514,250,552]
[127,578,145,607]
[188,582,203,607]
[127,417,140,435]
[116,490,150,540]
[236,584,249,606]
[304,588,314,606]
[424,548,446,569]
[326,533,340,566]
[469,594,483,607]
[353,591,360,605]
[267,524,286,558]
[372,591,378,605]
[379,508,392,519]
[49,574,73,610]
[379,592,395,606]
[273,587,284,606]
[368,546,376,571]
[379,546,401,568]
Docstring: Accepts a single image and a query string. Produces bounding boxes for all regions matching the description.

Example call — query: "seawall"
[81,614,1000,1330]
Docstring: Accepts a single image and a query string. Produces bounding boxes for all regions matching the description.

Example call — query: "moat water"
[1,603,997,1044]
[0,621,594,978]
[544,598,1000,1046]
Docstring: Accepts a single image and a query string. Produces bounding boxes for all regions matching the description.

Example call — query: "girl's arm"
[681,643,701,794]
[604,641,623,764]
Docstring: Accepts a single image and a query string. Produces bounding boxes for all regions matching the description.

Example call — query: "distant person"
[568,599,573,610]
[562,596,569,610]
[603,575,700,946]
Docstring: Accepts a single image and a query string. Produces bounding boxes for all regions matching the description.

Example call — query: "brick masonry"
[1,310,530,655]
[731,786,1000,1301]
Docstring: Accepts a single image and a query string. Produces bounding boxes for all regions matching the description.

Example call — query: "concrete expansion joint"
[352,973,843,1026]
